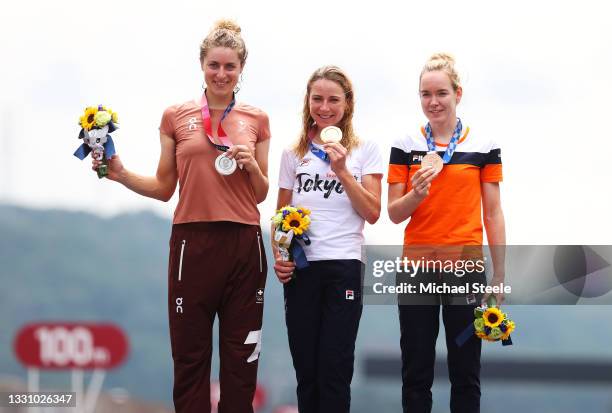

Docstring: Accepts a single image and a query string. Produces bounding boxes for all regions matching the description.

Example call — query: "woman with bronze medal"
[272,66,384,413]
[92,20,271,413]
[387,53,506,413]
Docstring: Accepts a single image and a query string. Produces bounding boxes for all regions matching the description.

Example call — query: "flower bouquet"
[455,295,515,347]
[473,296,515,345]
[272,206,311,269]
[73,105,119,178]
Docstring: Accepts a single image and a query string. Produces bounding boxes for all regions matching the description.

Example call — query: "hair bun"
[421,52,461,91]
[213,19,241,34]
[428,52,455,66]
[429,52,455,66]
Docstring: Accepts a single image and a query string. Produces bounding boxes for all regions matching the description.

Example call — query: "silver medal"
[215,153,237,175]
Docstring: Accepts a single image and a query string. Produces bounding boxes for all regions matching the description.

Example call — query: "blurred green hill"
[0,204,174,401]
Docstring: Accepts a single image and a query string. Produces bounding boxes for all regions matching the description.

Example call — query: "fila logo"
[256,288,264,304]
[175,297,184,313]
[187,117,197,131]
[345,290,355,300]
[412,154,424,162]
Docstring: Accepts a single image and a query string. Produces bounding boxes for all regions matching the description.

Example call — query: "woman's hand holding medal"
[411,118,462,199]
[319,126,349,176]
[323,142,348,175]
[411,165,438,199]
[224,144,257,173]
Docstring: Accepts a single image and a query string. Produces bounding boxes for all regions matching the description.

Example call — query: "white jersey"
[278,139,384,262]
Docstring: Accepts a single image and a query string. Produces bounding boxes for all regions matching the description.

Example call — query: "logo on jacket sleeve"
[345,290,354,300]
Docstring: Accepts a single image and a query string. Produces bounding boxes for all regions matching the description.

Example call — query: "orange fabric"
[481,163,502,182]
[387,125,502,246]
[402,163,484,245]
[388,164,409,184]
[160,100,270,225]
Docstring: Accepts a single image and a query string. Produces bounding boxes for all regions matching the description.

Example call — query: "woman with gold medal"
[273,66,384,413]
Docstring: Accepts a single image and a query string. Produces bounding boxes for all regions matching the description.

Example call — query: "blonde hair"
[294,66,359,158]
[420,53,461,91]
[199,19,248,66]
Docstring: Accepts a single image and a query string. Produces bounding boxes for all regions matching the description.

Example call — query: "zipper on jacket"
[178,240,186,282]
[256,232,263,273]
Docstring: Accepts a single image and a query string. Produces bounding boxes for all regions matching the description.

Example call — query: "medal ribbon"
[309,143,329,163]
[307,125,330,163]
[201,91,236,151]
[424,118,463,163]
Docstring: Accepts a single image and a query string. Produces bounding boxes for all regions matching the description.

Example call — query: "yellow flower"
[503,320,516,338]
[485,336,497,342]
[298,207,311,216]
[282,211,310,235]
[489,327,503,340]
[94,110,112,127]
[80,107,98,131]
[106,107,119,123]
[483,307,504,328]
[272,212,283,226]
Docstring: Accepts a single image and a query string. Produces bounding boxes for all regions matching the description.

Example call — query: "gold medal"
[320,126,343,143]
[421,151,443,174]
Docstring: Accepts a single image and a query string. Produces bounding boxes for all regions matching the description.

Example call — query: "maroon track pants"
[168,221,267,413]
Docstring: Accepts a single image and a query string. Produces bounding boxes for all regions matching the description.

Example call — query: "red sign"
[14,322,129,370]
[253,385,266,410]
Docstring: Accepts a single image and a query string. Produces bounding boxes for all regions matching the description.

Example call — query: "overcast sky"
[1,0,610,245]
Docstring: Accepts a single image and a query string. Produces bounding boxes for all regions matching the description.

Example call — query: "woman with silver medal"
[388,53,506,413]
[93,19,271,413]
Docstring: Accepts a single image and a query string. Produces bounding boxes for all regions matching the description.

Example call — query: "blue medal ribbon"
[424,118,463,163]
[309,143,329,163]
